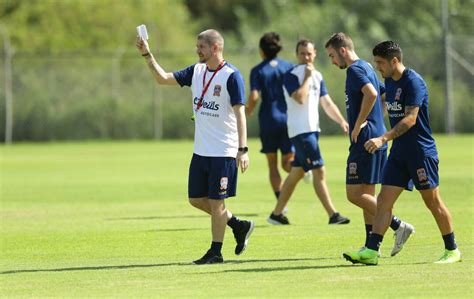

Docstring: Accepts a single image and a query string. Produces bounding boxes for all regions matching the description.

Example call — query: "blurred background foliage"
[0,0,472,141]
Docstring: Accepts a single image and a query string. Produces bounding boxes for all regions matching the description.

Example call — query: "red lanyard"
[195,60,225,112]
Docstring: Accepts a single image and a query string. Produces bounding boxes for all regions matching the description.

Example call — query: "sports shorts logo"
[220,177,228,190]
[417,168,427,181]
[349,162,357,175]
[213,85,222,96]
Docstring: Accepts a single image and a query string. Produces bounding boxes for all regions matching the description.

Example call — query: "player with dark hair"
[136,29,254,265]
[267,38,350,225]
[325,33,414,256]
[246,32,295,208]
[343,40,461,265]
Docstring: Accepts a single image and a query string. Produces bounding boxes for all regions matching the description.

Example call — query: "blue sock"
[274,191,280,200]
[365,224,373,247]
[210,242,223,255]
[367,233,383,251]
[390,215,401,231]
[442,232,457,250]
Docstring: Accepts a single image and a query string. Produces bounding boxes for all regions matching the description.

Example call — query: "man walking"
[344,41,461,265]
[325,33,414,256]
[268,39,350,225]
[136,29,254,264]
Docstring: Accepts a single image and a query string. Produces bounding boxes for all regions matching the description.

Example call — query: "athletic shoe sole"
[236,221,255,255]
[267,217,287,225]
[343,253,360,264]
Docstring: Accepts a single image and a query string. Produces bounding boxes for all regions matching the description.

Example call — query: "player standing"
[136,29,254,264]
[325,33,414,255]
[343,40,461,265]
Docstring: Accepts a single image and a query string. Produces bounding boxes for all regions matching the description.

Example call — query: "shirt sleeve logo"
[213,85,222,97]
[395,88,402,100]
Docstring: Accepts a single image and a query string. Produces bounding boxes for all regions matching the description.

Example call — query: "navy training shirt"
[250,58,294,130]
[384,68,437,158]
[345,59,387,148]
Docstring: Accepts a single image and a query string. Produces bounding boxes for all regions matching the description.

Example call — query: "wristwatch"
[238,146,248,153]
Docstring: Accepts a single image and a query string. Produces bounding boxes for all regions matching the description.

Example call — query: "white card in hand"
[136,24,148,40]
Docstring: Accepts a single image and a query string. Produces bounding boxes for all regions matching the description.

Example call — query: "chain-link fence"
[1,36,473,142]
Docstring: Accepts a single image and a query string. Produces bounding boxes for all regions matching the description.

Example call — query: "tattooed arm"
[136,36,178,85]
[364,105,419,154]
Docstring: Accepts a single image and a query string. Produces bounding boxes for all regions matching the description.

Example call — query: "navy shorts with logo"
[382,155,439,191]
[188,154,237,200]
[290,132,324,172]
[346,145,387,185]
[260,124,294,155]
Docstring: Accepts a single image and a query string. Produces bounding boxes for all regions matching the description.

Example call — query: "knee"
[281,160,292,173]
[188,198,200,208]
[346,192,360,204]
[313,168,326,180]
[423,197,443,212]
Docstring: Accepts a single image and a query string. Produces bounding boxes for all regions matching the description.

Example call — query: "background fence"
[1,14,473,142]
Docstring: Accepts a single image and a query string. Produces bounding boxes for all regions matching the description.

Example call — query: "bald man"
[136,29,254,264]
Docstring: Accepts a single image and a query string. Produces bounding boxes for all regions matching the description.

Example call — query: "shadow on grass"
[106,213,260,221]
[211,264,356,273]
[196,260,435,274]
[147,224,268,233]
[1,257,326,275]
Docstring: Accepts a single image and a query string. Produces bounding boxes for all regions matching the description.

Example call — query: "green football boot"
[434,248,461,264]
[343,248,379,265]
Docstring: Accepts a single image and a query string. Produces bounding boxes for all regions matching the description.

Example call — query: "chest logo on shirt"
[193,97,220,111]
[213,85,222,97]
[395,88,402,100]
[417,168,427,182]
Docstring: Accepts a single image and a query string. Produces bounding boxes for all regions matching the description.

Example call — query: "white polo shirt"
[283,64,328,138]
[173,62,246,157]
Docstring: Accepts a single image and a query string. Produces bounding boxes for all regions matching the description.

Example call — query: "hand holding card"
[136,24,148,40]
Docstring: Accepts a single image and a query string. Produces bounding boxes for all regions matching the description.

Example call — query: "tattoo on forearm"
[392,105,418,138]
[393,122,410,138]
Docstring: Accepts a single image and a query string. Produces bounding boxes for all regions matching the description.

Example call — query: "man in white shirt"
[136,29,254,264]
[268,39,350,225]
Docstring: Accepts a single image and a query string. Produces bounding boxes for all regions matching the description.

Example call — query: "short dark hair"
[295,38,314,53]
[372,40,403,62]
[259,32,282,59]
[325,32,354,50]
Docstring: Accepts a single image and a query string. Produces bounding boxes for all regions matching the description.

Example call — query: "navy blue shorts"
[290,132,324,172]
[188,154,237,200]
[260,125,294,155]
[382,155,439,191]
[346,146,387,185]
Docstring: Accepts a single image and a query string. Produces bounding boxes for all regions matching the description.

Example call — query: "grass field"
[1,135,473,298]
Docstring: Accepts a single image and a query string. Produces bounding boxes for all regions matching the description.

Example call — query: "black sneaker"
[233,220,255,255]
[267,213,290,225]
[192,249,224,265]
[328,212,350,225]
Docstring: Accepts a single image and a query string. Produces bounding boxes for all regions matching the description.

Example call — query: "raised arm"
[291,65,313,104]
[320,94,349,134]
[136,37,178,85]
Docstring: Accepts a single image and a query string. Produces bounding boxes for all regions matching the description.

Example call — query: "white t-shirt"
[173,62,246,157]
[283,64,328,138]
